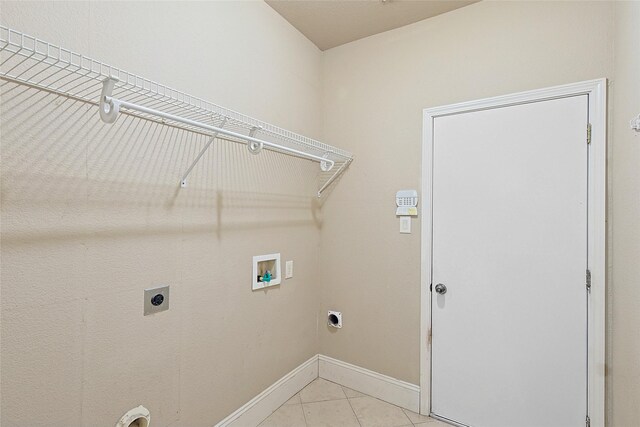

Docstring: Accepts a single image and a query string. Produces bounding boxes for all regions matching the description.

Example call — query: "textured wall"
[320,0,614,404]
[609,2,640,426]
[2,1,638,426]
[0,1,323,426]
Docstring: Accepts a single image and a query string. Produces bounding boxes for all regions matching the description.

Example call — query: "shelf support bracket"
[99,77,120,124]
[317,157,353,198]
[180,117,228,188]
[99,83,338,175]
[320,152,333,172]
[247,126,264,155]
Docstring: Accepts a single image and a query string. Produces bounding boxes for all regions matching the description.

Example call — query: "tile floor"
[257,378,449,427]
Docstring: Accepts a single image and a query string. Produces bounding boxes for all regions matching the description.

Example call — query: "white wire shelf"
[0,25,353,197]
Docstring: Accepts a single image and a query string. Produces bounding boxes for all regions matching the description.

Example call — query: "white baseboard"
[318,355,420,413]
[215,355,319,427]
[215,354,421,427]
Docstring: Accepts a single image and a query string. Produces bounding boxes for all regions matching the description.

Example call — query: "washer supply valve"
[260,270,272,283]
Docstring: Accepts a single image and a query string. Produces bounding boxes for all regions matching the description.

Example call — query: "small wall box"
[252,253,281,290]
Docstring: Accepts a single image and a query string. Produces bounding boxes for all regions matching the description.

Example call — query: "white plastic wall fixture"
[328,311,342,328]
[630,114,640,132]
[252,253,281,291]
[115,405,150,427]
[100,78,120,124]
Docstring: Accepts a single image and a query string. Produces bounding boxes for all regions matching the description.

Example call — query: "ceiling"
[266,0,479,51]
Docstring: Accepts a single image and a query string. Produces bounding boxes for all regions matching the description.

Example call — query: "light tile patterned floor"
[258,378,449,427]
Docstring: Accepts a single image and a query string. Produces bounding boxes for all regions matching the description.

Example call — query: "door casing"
[420,79,607,427]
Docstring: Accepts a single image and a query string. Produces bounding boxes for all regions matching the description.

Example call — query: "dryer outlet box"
[144,286,170,315]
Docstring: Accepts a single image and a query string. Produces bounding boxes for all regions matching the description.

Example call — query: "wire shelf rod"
[0,25,354,198]
[1,73,329,159]
[101,88,336,170]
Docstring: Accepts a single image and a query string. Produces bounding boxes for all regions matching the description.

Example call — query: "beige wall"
[0,1,322,426]
[2,1,639,426]
[609,2,640,426]
[319,0,635,423]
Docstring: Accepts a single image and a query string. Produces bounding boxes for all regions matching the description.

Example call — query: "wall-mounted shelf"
[0,26,353,197]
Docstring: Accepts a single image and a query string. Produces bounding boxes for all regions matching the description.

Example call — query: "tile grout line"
[345,396,363,427]
[287,379,433,427]
[338,384,362,427]
[346,391,417,427]
[299,402,309,427]
[401,408,418,426]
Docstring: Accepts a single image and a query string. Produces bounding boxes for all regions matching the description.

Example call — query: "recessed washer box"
[252,253,281,290]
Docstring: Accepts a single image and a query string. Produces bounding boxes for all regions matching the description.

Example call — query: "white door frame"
[420,79,607,426]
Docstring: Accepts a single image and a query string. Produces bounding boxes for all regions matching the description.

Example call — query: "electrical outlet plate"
[285,260,293,279]
[144,285,170,315]
[400,216,411,234]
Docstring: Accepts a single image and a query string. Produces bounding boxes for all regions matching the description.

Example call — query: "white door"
[430,95,589,427]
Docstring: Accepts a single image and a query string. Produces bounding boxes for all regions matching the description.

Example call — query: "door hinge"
[586,415,591,427]
[586,269,592,292]
[430,283,433,292]
[587,123,592,144]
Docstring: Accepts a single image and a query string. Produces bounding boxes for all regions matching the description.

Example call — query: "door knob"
[435,283,447,295]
